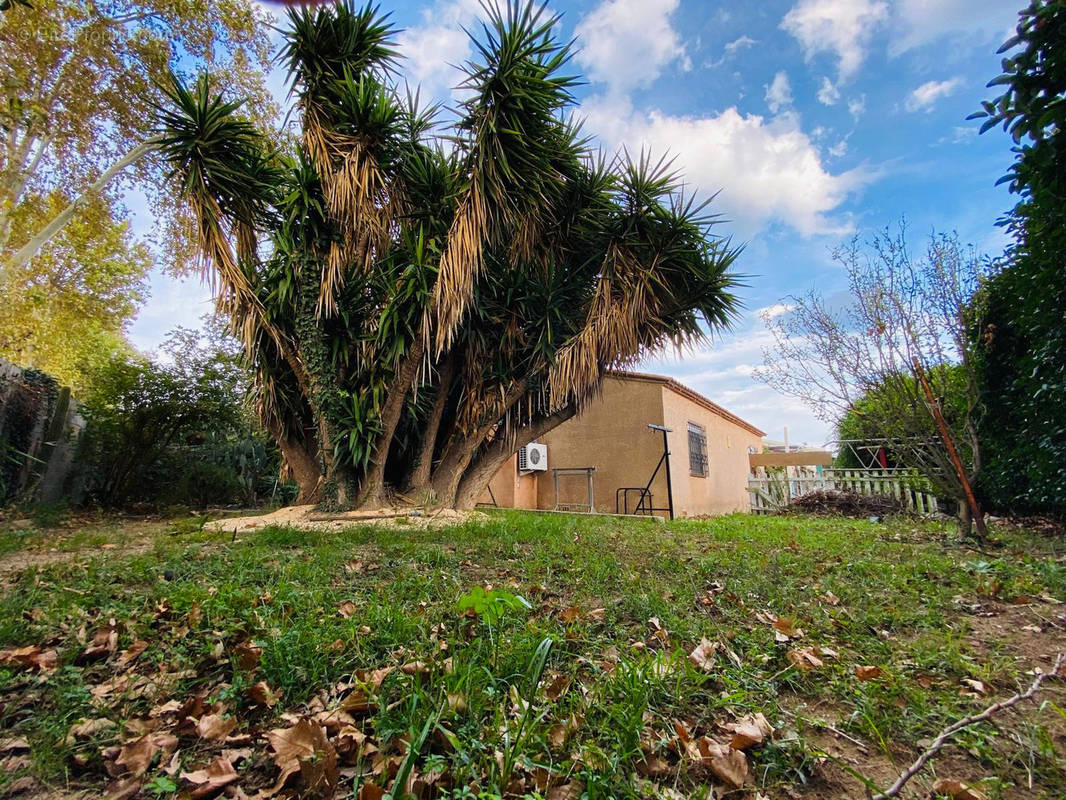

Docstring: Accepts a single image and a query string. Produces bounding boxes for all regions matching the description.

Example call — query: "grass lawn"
[0,510,1064,800]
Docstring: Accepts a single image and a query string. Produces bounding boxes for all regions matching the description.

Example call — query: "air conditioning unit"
[518,442,548,473]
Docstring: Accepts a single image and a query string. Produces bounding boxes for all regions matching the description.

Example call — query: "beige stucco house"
[480,372,765,517]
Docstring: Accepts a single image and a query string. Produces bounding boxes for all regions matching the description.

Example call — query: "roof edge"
[607,370,767,438]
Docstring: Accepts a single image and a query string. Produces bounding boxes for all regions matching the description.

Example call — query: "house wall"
[480,374,763,516]
[479,453,540,509]
[482,453,517,508]
[660,389,764,516]
[536,376,668,514]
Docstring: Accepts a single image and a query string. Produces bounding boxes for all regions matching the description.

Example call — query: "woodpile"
[782,489,904,518]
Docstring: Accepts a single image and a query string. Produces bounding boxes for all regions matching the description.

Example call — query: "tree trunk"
[430,379,530,506]
[956,501,973,540]
[264,414,322,505]
[3,138,160,278]
[280,434,322,504]
[453,404,577,510]
[429,433,481,508]
[405,354,456,495]
[358,338,427,507]
[972,500,989,540]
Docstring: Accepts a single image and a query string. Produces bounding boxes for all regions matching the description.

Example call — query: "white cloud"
[707,35,758,68]
[781,0,888,81]
[765,71,793,114]
[905,78,962,112]
[642,312,832,445]
[942,125,978,145]
[582,95,870,238]
[575,0,688,93]
[724,35,757,56]
[396,0,482,100]
[828,137,848,158]
[891,0,1017,55]
[816,77,841,106]
[847,94,866,120]
[759,302,795,319]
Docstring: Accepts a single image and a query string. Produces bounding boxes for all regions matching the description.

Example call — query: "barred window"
[688,422,708,477]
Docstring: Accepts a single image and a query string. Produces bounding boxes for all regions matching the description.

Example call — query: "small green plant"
[145,775,178,796]
[455,586,531,628]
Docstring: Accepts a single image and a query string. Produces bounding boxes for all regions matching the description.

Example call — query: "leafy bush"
[970,0,1066,515]
[79,322,285,508]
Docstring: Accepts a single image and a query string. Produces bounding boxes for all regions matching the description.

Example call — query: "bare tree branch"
[871,652,1066,800]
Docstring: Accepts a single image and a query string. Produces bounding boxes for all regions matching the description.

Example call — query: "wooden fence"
[748,468,939,514]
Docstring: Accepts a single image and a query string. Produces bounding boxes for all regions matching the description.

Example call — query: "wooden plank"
[749,451,834,468]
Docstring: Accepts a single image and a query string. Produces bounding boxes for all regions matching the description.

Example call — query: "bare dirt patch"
[202,504,483,535]
[0,517,172,579]
[782,599,1066,799]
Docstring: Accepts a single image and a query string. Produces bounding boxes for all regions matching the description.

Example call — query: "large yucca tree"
[155,0,742,510]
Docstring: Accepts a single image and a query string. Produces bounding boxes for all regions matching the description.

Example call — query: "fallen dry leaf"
[931,778,988,800]
[787,647,824,670]
[266,719,337,796]
[698,737,749,788]
[103,775,143,800]
[548,714,583,752]
[181,755,238,799]
[558,606,581,624]
[114,733,178,778]
[961,678,992,696]
[65,718,116,745]
[334,725,376,764]
[588,607,606,621]
[358,783,386,800]
[446,691,467,713]
[337,688,374,714]
[546,781,584,800]
[337,601,357,619]
[688,638,720,672]
[355,666,393,689]
[81,623,119,662]
[636,753,672,777]
[196,714,237,742]
[0,645,57,672]
[855,665,883,682]
[0,737,30,753]
[249,680,281,708]
[234,640,262,671]
[725,713,773,750]
[543,674,571,701]
[114,640,148,670]
[772,617,804,640]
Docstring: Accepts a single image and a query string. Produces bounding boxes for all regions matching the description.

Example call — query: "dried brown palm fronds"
[429,178,488,354]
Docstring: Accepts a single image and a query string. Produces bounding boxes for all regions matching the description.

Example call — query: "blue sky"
[127,0,1021,446]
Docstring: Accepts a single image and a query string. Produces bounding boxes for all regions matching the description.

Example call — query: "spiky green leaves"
[280,1,398,104]
[154,73,281,233]
[431,1,584,353]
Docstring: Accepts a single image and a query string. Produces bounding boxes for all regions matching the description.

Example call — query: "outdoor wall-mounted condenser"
[518,442,548,473]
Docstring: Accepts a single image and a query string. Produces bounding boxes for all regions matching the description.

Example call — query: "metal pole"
[661,427,674,521]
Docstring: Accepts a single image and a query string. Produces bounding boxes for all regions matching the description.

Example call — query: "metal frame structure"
[552,466,596,513]
[613,424,675,519]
